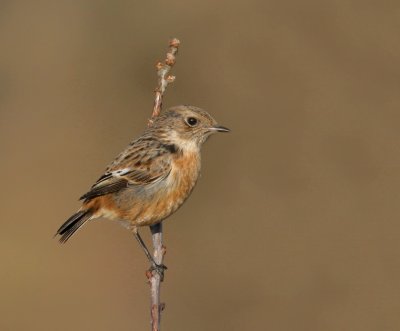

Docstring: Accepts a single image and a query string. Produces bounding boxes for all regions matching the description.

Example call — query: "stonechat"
[55,105,229,274]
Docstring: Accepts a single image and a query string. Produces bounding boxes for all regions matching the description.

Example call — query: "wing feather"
[79,137,173,202]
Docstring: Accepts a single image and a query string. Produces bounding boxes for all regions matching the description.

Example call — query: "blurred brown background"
[1,1,399,330]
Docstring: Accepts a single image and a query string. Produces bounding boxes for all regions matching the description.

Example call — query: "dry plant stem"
[149,38,180,126]
[146,38,180,331]
[148,223,166,331]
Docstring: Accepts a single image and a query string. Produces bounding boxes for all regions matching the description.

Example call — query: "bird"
[55,105,229,276]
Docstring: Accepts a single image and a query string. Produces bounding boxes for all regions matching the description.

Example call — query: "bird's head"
[151,105,229,150]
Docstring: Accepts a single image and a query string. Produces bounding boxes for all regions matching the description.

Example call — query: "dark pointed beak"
[210,125,230,133]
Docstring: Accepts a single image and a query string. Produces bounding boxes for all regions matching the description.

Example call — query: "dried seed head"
[169,38,180,47]
[155,62,163,70]
[165,53,175,66]
[166,75,176,83]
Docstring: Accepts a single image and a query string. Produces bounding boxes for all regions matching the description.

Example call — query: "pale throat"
[167,130,200,154]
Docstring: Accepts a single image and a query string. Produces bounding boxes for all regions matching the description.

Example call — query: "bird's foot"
[149,263,168,281]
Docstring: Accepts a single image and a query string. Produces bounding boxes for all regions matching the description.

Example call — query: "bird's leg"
[133,228,167,280]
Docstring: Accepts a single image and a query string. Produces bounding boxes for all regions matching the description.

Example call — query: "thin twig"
[146,38,180,331]
[148,38,180,127]
[147,223,166,331]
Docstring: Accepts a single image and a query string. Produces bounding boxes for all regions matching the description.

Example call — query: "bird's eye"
[186,117,198,127]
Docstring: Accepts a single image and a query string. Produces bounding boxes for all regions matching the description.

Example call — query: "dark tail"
[56,209,93,243]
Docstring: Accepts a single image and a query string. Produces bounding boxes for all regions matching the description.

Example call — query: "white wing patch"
[111,168,132,176]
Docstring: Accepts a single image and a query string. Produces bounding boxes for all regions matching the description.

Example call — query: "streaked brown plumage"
[55,105,229,272]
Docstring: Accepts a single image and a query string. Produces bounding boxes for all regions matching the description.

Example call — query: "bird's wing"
[79,139,173,201]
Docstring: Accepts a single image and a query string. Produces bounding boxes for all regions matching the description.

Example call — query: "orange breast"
[87,151,201,228]
[136,150,201,226]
